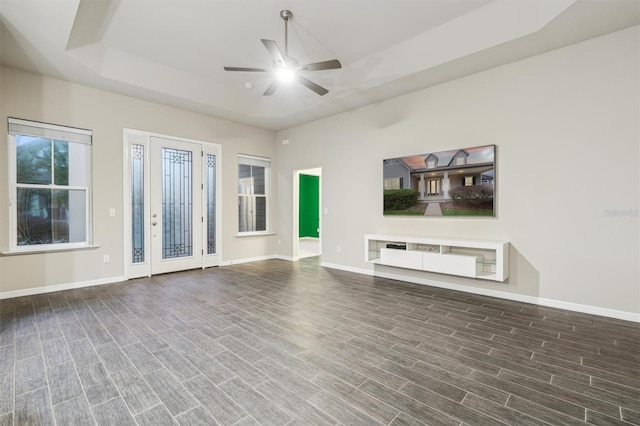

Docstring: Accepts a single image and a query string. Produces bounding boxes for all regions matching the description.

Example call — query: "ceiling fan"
[224,10,342,96]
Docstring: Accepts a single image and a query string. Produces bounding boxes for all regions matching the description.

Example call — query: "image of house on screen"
[383,144,495,201]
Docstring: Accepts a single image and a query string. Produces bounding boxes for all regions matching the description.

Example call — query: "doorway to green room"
[294,168,321,259]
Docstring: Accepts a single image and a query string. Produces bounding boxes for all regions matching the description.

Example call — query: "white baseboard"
[320,262,640,323]
[220,254,295,266]
[0,276,126,300]
[273,255,296,262]
[321,262,373,276]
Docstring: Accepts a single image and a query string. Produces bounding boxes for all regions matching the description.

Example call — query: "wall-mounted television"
[383,144,495,217]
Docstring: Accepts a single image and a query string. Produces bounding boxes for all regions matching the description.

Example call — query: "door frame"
[427,178,441,196]
[122,128,222,279]
[292,167,322,260]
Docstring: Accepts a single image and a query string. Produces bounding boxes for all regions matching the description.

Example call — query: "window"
[383,177,403,190]
[8,118,92,250]
[425,154,438,169]
[238,155,270,234]
[464,176,475,186]
[455,154,467,166]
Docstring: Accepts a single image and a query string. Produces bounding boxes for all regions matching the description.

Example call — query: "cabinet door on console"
[379,248,423,269]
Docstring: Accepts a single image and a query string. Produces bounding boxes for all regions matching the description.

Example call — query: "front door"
[427,179,440,196]
[150,137,202,274]
[124,130,220,279]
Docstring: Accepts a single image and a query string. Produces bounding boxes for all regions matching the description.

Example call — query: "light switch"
[109,208,116,217]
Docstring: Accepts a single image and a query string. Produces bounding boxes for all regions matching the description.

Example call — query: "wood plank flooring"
[0,258,639,425]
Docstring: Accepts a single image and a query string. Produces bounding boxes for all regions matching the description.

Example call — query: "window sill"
[1,244,101,256]
[235,232,276,238]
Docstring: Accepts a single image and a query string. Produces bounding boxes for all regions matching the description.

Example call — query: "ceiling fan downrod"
[280,10,292,58]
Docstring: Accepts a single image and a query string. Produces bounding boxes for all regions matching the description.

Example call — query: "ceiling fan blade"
[297,76,329,96]
[261,39,285,66]
[224,66,269,72]
[300,59,342,72]
[263,80,279,96]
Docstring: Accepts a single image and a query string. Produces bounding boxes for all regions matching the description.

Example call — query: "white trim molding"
[220,255,286,266]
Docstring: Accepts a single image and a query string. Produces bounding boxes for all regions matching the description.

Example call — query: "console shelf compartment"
[365,234,509,282]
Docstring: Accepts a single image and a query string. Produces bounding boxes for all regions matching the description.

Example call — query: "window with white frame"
[8,118,92,250]
[238,154,270,234]
[384,177,403,190]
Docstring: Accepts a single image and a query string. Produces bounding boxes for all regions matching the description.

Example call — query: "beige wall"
[0,67,278,294]
[275,26,640,317]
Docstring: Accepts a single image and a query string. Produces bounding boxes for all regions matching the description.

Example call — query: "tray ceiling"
[1,0,638,130]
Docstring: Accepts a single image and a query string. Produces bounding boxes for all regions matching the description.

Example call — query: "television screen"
[383,144,495,217]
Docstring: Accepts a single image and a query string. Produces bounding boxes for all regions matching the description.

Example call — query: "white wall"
[275,26,640,318]
[0,67,278,294]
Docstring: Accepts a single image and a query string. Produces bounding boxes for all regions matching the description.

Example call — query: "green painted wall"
[299,174,319,238]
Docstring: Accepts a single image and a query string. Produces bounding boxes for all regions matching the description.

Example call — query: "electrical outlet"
[103,255,110,263]
[336,245,341,253]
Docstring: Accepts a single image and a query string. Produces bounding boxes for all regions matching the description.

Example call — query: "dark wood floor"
[1,258,639,425]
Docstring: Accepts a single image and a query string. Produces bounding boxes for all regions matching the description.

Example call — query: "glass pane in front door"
[428,179,440,195]
[161,147,193,259]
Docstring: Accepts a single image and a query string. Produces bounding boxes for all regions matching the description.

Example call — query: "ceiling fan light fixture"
[276,67,296,83]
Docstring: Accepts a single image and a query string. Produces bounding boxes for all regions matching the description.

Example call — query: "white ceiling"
[1,0,638,130]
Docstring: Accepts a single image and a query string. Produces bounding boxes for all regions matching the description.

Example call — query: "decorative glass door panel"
[161,147,193,259]
[150,138,202,274]
[206,154,216,255]
[131,144,145,263]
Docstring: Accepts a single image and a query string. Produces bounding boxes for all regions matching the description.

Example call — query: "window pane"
[65,141,88,186]
[53,140,69,185]
[16,188,86,245]
[238,196,252,233]
[56,189,86,243]
[253,166,265,195]
[255,197,266,231]
[207,154,216,254]
[17,188,52,245]
[16,136,52,185]
[131,144,145,263]
[238,164,251,194]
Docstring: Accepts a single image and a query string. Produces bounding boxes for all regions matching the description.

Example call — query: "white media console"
[365,234,509,282]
